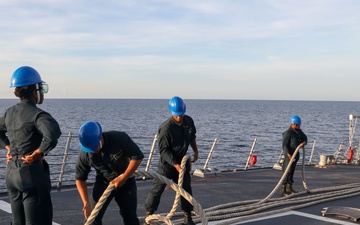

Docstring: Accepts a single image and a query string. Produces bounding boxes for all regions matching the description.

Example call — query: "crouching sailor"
[75,121,144,225]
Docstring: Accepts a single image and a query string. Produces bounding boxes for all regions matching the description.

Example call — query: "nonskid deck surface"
[1,165,360,225]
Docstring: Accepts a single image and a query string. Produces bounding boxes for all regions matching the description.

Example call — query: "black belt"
[11,154,24,161]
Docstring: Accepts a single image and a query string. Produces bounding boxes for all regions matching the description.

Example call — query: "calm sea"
[0,99,359,193]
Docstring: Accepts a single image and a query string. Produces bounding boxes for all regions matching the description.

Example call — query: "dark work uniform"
[75,131,144,225]
[0,99,61,225]
[282,126,307,184]
[145,115,196,213]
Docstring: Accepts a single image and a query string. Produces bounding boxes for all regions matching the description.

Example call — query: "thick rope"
[214,185,360,225]
[85,154,204,225]
[85,146,355,225]
[259,144,302,203]
[204,182,360,213]
[84,179,117,225]
[177,183,360,225]
[167,155,191,219]
[146,214,174,225]
[178,154,360,225]
[301,147,311,193]
[86,169,207,225]
[173,144,359,225]
[135,170,208,225]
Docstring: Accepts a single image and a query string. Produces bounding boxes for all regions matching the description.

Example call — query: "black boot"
[286,183,297,194]
[144,211,154,225]
[183,211,196,225]
[280,184,290,197]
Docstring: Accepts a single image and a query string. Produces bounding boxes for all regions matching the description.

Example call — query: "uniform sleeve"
[121,132,144,160]
[35,111,62,155]
[189,116,197,141]
[158,127,178,166]
[282,130,291,155]
[75,151,92,181]
[299,129,308,143]
[0,114,10,149]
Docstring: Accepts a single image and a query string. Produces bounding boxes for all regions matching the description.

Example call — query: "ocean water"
[0,98,359,193]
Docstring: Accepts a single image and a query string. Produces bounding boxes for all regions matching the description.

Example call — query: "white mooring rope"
[84,154,207,225]
[167,155,191,219]
[85,147,359,225]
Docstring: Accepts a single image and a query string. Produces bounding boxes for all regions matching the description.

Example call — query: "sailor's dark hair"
[14,83,37,100]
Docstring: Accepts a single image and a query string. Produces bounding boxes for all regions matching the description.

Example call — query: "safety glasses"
[37,83,49,94]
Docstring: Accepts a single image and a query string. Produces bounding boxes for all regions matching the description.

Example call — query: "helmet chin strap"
[35,83,41,104]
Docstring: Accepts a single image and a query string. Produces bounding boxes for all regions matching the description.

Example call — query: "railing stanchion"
[57,132,72,190]
[144,134,158,179]
[203,138,218,170]
[308,140,316,165]
[244,138,257,171]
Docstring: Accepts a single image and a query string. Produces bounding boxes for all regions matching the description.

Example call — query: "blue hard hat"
[78,121,102,153]
[290,115,301,125]
[168,96,186,116]
[10,66,44,88]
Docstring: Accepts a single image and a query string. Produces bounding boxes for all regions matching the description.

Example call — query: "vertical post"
[349,115,354,149]
[334,142,344,164]
[203,138,218,170]
[308,140,316,165]
[145,134,158,173]
[57,132,72,190]
[244,138,257,171]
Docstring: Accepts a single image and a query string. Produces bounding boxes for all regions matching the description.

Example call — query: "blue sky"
[1,0,360,100]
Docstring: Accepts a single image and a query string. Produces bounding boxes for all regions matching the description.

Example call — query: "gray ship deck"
[1,164,360,225]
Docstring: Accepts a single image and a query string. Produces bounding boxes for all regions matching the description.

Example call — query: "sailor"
[75,121,144,225]
[0,66,62,225]
[281,115,307,197]
[144,96,199,225]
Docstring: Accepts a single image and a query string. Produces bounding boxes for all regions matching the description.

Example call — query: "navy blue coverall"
[282,126,307,184]
[0,99,61,225]
[144,115,196,213]
[75,131,144,225]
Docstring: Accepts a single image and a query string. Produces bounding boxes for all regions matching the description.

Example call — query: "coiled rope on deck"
[142,155,196,225]
[147,144,360,225]
[135,170,208,225]
[174,144,360,225]
[212,183,360,225]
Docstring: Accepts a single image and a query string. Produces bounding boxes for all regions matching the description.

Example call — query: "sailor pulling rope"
[85,154,208,225]
[260,144,309,203]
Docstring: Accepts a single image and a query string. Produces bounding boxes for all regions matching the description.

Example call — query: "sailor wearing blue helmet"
[0,66,61,225]
[144,96,199,225]
[76,121,144,225]
[280,115,307,197]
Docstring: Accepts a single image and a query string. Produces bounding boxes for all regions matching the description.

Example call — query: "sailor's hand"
[288,154,296,162]
[83,202,92,219]
[6,151,12,164]
[300,141,307,147]
[111,176,126,189]
[5,146,11,164]
[192,151,198,163]
[22,149,43,164]
[174,164,182,173]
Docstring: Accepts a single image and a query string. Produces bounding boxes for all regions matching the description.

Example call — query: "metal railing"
[0,133,322,193]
